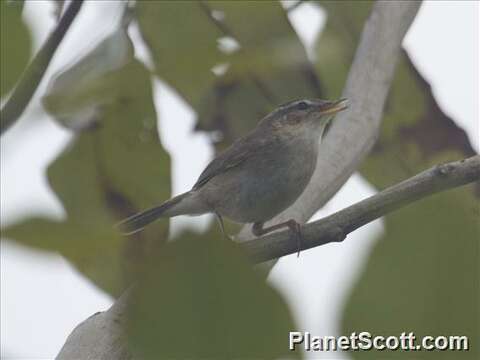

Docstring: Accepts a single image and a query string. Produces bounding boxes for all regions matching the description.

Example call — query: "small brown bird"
[118,98,348,242]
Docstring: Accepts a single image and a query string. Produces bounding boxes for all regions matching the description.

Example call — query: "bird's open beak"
[320,98,349,116]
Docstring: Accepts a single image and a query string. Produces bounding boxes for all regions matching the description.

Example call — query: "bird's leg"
[214,212,230,240]
[252,219,303,257]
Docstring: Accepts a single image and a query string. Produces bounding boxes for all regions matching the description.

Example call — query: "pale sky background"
[1,1,478,359]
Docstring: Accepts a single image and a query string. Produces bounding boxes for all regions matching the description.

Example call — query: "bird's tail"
[116,191,194,235]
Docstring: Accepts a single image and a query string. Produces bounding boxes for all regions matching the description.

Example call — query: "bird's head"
[261,98,348,137]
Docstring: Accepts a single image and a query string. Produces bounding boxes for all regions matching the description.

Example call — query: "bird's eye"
[296,101,308,110]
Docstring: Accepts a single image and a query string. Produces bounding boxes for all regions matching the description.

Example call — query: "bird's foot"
[252,219,304,257]
[215,212,233,241]
[290,221,303,257]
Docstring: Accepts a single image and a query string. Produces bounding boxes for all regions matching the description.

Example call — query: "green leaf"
[136,0,225,109]
[43,25,135,129]
[128,229,301,359]
[314,2,479,357]
[4,32,171,295]
[136,0,321,145]
[198,1,322,141]
[3,218,124,293]
[0,0,32,97]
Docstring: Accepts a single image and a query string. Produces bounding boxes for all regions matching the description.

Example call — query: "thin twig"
[244,156,480,263]
[0,0,84,135]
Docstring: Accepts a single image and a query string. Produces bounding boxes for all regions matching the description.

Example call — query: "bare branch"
[245,156,480,263]
[57,290,131,360]
[0,0,83,135]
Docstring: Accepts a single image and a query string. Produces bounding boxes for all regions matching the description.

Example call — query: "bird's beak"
[320,98,349,116]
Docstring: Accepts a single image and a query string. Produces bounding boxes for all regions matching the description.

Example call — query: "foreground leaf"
[128,229,301,359]
[4,52,171,295]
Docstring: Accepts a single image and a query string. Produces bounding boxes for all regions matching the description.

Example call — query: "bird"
[117,98,348,245]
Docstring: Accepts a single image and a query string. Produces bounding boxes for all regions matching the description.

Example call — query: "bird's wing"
[192,131,270,190]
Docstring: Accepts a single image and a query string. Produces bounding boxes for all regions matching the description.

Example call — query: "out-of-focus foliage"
[43,26,134,129]
[315,1,478,358]
[3,27,171,295]
[136,1,224,110]
[1,0,32,97]
[128,229,300,359]
[137,0,321,146]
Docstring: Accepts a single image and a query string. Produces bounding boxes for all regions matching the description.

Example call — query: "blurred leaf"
[4,218,124,292]
[136,0,321,145]
[0,0,32,97]
[315,1,479,357]
[128,228,301,360]
[198,0,322,142]
[136,0,225,109]
[3,31,171,295]
[206,0,316,89]
[43,25,134,129]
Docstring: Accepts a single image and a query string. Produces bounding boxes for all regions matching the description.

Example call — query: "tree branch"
[0,0,83,135]
[245,155,480,263]
[57,290,131,360]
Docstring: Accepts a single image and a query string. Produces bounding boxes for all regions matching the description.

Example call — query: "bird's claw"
[292,222,303,257]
